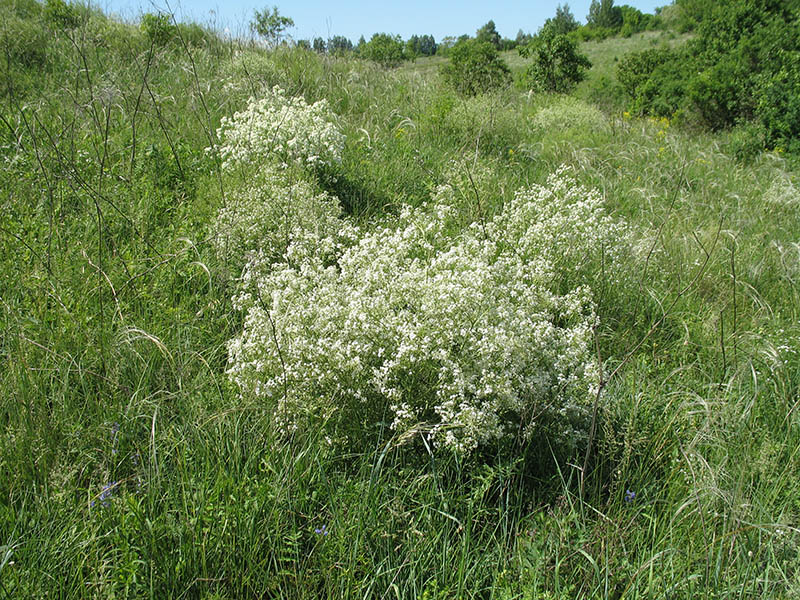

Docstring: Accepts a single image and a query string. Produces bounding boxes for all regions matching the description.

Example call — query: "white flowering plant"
[213,167,357,268]
[226,167,626,454]
[214,86,345,170]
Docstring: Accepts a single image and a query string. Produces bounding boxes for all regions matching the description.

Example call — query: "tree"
[419,34,437,56]
[406,34,438,58]
[440,38,511,96]
[516,29,533,45]
[141,13,176,46]
[44,0,81,30]
[328,35,353,55]
[312,37,326,53]
[405,36,420,60]
[587,0,622,29]
[438,36,458,55]
[251,6,294,46]
[519,23,591,92]
[545,4,579,35]
[476,20,502,49]
[360,33,406,67]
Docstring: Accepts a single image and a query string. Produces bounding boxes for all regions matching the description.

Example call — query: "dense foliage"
[359,32,406,67]
[229,167,624,453]
[519,22,592,93]
[440,38,511,96]
[617,0,800,151]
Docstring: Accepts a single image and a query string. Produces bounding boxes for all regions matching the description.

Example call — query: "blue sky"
[96,0,669,43]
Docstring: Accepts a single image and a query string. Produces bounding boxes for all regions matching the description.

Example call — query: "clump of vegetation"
[440,38,511,96]
[140,12,176,46]
[43,0,81,29]
[359,32,406,67]
[228,166,625,453]
[519,22,592,93]
[251,5,294,46]
[616,0,800,151]
[214,86,345,169]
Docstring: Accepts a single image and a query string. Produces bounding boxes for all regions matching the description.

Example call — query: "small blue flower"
[314,524,329,535]
[625,489,636,503]
[91,481,118,509]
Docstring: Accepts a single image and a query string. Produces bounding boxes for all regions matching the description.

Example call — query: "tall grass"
[1,3,799,598]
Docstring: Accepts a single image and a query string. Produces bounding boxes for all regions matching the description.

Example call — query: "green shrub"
[617,0,800,152]
[140,12,176,47]
[754,41,800,152]
[616,46,689,117]
[724,122,766,162]
[360,33,406,68]
[440,39,510,97]
[519,23,591,93]
[44,0,80,30]
[687,56,753,130]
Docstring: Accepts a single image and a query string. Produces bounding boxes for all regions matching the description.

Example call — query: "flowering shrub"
[215,86,345,169]
[227,167,625,453]
[214,167,356,267]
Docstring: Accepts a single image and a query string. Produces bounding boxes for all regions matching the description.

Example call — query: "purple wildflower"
[91,481,118,508]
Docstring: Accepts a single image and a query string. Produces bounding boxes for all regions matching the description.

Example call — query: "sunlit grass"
[1,4,799,598]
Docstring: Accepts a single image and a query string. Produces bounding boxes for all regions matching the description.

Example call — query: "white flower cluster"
[227,167,624,453]
[214,168,356,267]
[215,86,345,169]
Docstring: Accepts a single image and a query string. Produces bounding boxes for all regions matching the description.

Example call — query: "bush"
[214,86,345,170]
[724,122,766,162]
[44,0,81,30]
[214,168,355,269]
[616,47,689,116]
[140,12,176,46]
[440,39,511,97]
[360,33,405,67]
[227,167,626,454]
[687,56,752,130]
[616,0,800,152]
[519,24,591,93]
[755,41,800,152]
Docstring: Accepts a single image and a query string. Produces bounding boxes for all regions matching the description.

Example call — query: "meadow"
[1,2,799,598]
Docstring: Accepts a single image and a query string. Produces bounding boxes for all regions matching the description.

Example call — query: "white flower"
[226,167,625,453]
[213,86,345,170]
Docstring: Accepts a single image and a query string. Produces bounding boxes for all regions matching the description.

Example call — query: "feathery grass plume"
[529,95,610,137]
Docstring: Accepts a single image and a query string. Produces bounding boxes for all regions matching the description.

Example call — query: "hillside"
[1,2,799,598]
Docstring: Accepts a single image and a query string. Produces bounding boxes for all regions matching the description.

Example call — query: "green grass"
[1,4,799,598]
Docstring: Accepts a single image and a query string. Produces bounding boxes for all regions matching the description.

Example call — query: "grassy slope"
[1,5,799,599]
